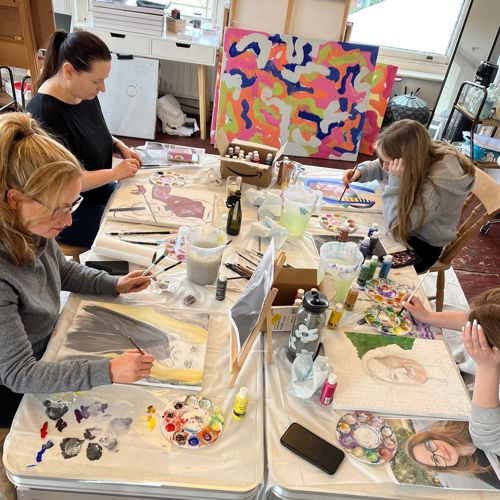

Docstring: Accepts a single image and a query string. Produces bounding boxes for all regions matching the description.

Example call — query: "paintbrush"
[118,239,164,246]
[397,271,430,317]
[226,275,250,280]
[107,230,175,236]
[151,261,182,278]
[338,164,358,202]
[127,336,145,355]
[236,251,258,267]
[142,252,168,276]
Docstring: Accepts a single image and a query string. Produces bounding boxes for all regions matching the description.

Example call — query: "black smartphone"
[86,260,129,275]
[280,422,345,475]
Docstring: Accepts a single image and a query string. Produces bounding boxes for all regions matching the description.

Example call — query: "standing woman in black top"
[27,30,142,248]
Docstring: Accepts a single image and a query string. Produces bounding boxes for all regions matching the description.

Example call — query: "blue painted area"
[339,97,349,112]
[241,100,252,129]
[36,440,54,463]
[227,69,257,89]
[228,40,261,58]
[339,65,361,95]
[339,41,379,66]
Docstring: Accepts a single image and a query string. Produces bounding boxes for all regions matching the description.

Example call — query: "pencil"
[127,336,145,355]
[151,260,182,278]
[397,271,430,317]
[339,164,358,202]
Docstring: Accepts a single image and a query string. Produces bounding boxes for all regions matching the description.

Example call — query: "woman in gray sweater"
[0,113,154,429]
[343,119,475,272]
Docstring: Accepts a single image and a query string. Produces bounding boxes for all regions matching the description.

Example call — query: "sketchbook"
[55,301,210,390]
[106,179,215,227]
[386,417,500,491]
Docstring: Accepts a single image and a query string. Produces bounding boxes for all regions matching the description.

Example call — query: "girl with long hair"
[343,119,475,272]
[27,30,142,248]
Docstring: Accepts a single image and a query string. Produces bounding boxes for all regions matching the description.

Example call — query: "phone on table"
[389,250,423,269]
[280,422,345,475]
[86,260,129,275]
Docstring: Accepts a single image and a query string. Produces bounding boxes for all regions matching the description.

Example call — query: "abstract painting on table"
[55,301,210,390]
[106,180,214,227]
[214,28,379,160]
[386,418,500,491]
[329,332,471,419]
[358,63,398,156]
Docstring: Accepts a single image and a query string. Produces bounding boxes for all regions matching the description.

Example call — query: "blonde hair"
[0,112,83,266]
[406,420,488,475]
[375,119,474,245]
[469,288,500,348]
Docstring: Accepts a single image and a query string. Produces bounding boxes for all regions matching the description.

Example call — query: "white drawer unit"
[151,38,216,66]
[89,28,151,57]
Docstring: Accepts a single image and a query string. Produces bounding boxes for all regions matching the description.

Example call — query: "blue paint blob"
[241,100,252,129]
[36,440,54,463]
[188,436,200,446]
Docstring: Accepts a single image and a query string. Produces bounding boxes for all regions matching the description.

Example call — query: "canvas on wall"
[214,28,379,160]
[55,301,210,390]
[106,180,215,227]
[329,332,471,419]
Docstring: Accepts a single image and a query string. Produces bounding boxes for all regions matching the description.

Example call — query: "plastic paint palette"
[150,171,185,187]
[319,213,357,234]
[336,411,397,464]
[365,303,413,336]
[161,395,224,449]
[364,278,413,307]
[161,238,186,262]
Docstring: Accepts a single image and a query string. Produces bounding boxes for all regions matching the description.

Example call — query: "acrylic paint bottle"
[367,222,379,237]
[357,258,371,286]
[344,283,359,311]
[359,236,371,257]
[319,373,338,405]
[379,255,393,279]
[265,153,273,165]
[367,231,379,257]
[367,255,379,280]
[232,386,249,420]
[327,303,343,329]
[338,223,349,242]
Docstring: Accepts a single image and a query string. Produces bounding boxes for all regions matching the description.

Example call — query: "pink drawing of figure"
[152,185,206,219]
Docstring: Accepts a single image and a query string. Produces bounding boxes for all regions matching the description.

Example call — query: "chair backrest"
[439,166,500,266]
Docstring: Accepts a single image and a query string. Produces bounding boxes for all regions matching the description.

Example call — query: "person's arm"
[349,159,387,184]
[402,296,468,330]
[463,320,500,453]
[112,137,143,164]
[79,159,141,192]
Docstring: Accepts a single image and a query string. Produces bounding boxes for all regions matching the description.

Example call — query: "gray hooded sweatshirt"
[357,155,475,247]
[0,237,119,394]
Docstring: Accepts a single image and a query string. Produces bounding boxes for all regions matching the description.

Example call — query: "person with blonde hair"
[27,30,142,247]
[342,119,475,272]
[0,112,154,498]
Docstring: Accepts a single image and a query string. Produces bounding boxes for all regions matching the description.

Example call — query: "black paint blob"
[60,437,83,459]
[43,400,69,421]
[86,442,103,461]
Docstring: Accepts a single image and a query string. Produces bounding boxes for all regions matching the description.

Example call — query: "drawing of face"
[411,439,459,468]
[161,339,204,370]
[367,355,427,385]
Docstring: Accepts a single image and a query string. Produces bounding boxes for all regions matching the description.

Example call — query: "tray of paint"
[319,213,357,234]
[159,237,186,262]
[150,170,185,187]
[364,278,413,307]
[365,303,412,336]
[161,395,224,448]
[336,411,397,464]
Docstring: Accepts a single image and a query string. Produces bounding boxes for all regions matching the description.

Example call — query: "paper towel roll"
[92,236,157,267]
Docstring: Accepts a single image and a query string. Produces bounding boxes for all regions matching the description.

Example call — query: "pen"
[339,164,358,202]
[127,336,145,355]
[151,261,182,278]
[107,231,175,236]
[397,271,430,317]
[142,252,168,276]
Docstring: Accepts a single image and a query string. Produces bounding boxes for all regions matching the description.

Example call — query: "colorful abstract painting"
[214,28,379,160]
[358,63,398,156]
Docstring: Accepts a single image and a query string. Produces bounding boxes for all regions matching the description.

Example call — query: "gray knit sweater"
[0,238,119,393]
[470,404,500,454]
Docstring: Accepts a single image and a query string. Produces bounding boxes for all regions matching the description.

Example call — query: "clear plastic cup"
[280,184,319,238]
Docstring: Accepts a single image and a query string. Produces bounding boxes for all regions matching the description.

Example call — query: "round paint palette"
[319,213,357,234]
[150,171,185,187]
[364,278,413,307]
[365,303,412,336]
[161,395,224,449]
[160,238,186,262]
[336,411,397,464]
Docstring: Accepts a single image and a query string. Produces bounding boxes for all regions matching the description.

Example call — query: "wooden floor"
[119,127,500,303]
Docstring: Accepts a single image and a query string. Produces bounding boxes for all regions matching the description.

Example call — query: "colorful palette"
[364,278,413,307]
[160,238,186,262]
[161,395,224,449]
[365,304,412,336]
[319,213,357,234]
[336,411,397,464]
[150,171,185,187]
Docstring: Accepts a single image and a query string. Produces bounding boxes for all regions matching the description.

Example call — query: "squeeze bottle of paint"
[319,373,338,405]
[359,236,370,257]
[367,222,379,237]
[327,303,343,330]
[232,386,249,420]
[367,255,379,280]
[367,231,379,257]
[344,283,359,311]
[357,258,372,286]
[378,255,393,279]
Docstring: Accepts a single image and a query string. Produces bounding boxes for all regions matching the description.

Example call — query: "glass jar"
[192,11,202,31]
[286,290,329,362]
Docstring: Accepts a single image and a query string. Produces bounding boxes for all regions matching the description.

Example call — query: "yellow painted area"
[271,313,282,325]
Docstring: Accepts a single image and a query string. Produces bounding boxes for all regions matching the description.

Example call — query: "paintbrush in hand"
[151,260,182,278]
[397,271,430,317]
[339,164,358,202]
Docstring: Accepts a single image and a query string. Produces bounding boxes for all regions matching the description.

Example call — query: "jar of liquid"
[287,290,329,362]
[192,11,202,31]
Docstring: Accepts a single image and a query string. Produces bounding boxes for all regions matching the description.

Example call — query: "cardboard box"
[271,267,318,332]
[215,128,286,188]
[166,16,186,33]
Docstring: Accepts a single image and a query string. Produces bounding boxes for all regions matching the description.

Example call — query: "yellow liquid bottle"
[232,386,249,420]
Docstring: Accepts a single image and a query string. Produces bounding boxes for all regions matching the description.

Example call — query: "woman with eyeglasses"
[0,113,154,497]
[405,420,500,487]
[27,30,142,248]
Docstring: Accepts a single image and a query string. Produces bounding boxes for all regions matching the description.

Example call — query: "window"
[169,0,216,20]
[348,0,470,65]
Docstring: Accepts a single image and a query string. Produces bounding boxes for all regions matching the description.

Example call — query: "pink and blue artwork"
[214,28,379,160]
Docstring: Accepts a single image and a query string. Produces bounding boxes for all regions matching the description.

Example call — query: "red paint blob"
[166,423,175,432]
[40,421,48,439]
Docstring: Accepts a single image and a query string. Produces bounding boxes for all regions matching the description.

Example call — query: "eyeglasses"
[31,195,84,219]
[424,439,448,468]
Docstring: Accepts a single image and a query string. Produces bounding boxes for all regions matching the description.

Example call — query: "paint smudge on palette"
[43,400,69,421]
[60,437,84,459]
[365,304,412,336]
[55,418,67,432]
[161,395,224,449]
[40,421,48,439]
[138,405,158,432]
[86,442,103,461]
[364,278,413,307]
[36,440,54,463]
[336,411,397,464]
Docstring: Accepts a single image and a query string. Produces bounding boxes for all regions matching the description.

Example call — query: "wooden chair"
[427,166,500,311]
[57,242,89,264]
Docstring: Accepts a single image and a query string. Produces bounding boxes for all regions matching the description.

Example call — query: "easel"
[228,252,286,387]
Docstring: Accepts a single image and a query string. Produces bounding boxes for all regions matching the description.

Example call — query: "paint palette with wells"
[319,213,357,234]
[161,395,224,449]
[336,411,397,464]
[365,303,412,336]
[364,278,413,307]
